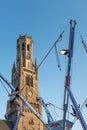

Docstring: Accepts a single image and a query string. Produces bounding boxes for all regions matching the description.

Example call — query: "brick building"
[0,35,48,130]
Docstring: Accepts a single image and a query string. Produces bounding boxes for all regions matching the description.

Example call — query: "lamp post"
[60,20,76,130]
[60,49,69,130]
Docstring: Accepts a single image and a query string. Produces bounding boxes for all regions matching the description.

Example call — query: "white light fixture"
[59,49,69,55]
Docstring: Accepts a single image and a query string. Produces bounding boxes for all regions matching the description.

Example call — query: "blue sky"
[0,0,87,129]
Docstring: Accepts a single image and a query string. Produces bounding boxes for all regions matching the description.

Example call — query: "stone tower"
[7,35,43,130]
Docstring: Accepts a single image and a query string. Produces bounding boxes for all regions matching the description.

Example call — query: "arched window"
[26,75,33,87]
[27,44,30,51]
[22,43,25,50]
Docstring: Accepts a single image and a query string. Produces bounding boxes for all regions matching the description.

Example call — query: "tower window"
[27,44,30,51]
[26,76,33,87]
[22,43,25,50]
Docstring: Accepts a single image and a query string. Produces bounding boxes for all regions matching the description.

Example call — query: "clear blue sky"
[0,1,87,129]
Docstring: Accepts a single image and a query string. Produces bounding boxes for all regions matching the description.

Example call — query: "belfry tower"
[7,35,43,130]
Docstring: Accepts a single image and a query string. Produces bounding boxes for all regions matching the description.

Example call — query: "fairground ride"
[0,19,87,130]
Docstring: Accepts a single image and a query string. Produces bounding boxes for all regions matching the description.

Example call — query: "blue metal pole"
[63,20,76,130]
[63,19,87,130]
[67,87,87,130]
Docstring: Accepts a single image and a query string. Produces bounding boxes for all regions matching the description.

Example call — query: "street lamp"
[59,49,69,55]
